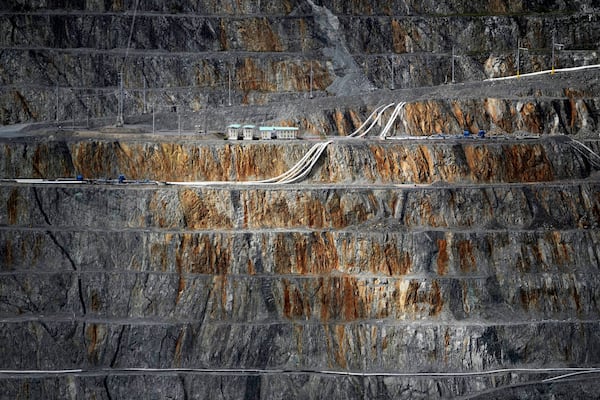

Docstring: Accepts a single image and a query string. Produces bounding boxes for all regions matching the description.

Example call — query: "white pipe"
[486,63,600,81]
[166,141,333,186]
[379,102,405,138]
[349,103,393,137]
[1,366,598,378]
[278,141,331,184]
[256,141,327,183]
[356,103,396,138]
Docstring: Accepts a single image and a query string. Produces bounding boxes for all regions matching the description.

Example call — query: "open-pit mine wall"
[1,135,600,398]
[1,0,599,129]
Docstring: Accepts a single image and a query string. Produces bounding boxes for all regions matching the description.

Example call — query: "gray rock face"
[1,0,599,125]
[1,135,599,398]
[1,0,600,398]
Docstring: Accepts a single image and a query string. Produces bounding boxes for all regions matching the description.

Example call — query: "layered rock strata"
[0,136,594,182]
[1,136,599,398]
[1,0,599,126]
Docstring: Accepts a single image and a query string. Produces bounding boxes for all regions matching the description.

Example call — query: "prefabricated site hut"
[259,126,299,140]
[227,124,242,140]
[260,126,275,140]
[243,125,256,140]
[275,126,299,139]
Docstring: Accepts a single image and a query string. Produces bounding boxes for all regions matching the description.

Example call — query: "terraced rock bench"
[1,135,599,399]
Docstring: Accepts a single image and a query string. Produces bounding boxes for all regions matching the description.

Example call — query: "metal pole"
[228,67,232,106]
[309,61,313,98]
[390,56,395,90]
[451,46,455,83]
[204,112,208,136]
[516,40,520,78]
[517,40,528,78]
[152,103,155,133]
[55,83,59,122]
[117,72,124,126]
[143,79,146,113]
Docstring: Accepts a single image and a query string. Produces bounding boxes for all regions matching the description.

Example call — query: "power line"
[117,0,140,126]
[1,366,599,378]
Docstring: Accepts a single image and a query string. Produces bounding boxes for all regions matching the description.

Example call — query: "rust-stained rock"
[2,0,600,396]
[15,135,589,184]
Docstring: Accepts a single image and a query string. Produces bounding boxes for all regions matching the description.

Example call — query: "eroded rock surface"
[1,135,599,399]
[1,0,599,134]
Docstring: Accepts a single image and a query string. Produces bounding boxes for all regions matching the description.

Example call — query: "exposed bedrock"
[1,0,600,396]
[1,133,600,398]
[1,0,599,125]
[2,228,600,320]
[0,137,595,182]
[1,185,599,395]
[2,182,600,230]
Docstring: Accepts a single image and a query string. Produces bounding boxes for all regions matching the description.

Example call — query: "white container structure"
[227,124,242,140]
[260,126,275,140]
[275,126,299,140]
[242,125,256,140]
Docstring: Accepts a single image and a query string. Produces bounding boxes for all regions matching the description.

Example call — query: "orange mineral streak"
[151,241,170,272]
[504,144,554,182]
[273,232,340,275]
[179,189,233,230]
[238,18,283,52]
[7,188,19,225]
[463,143,554,183]
[519,102,542,134]
[85,324,105,363]
[411,192,446,227]
[370,145,394,182]
[316,277,362,322]
[72,141,257,182]
[219,19,228,50]
[333,324,348,368]
[176,234,231,275]
[173,330,185,367]
[2,239,12,267]
[518,272,585,314]
[282,279,312,319]
[458,240,477,272]
[443,328,452,363]
[391,19,410,53]
[565,88,583,129]
[237,58,275,92]
[410,145,434,183]
[462,145,497,182]
[278,276,448,323]
[404,102,447,135]
[395,279,445,317]
[484,98,513,133]
[370,242,412,275]
[547,231,572,267]
[436,239,449,275]
[86,324,98,357]
[244,191,295,229]
[90,291,101,312]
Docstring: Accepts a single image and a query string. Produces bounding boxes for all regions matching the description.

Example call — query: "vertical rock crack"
[33,187,87,315]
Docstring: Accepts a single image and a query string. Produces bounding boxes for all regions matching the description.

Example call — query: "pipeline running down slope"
[166,140,333,186]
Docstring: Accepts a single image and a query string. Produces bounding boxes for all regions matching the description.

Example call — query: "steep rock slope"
[1,0,600,398]
[1,135,599,399]
[1,0,599,132]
